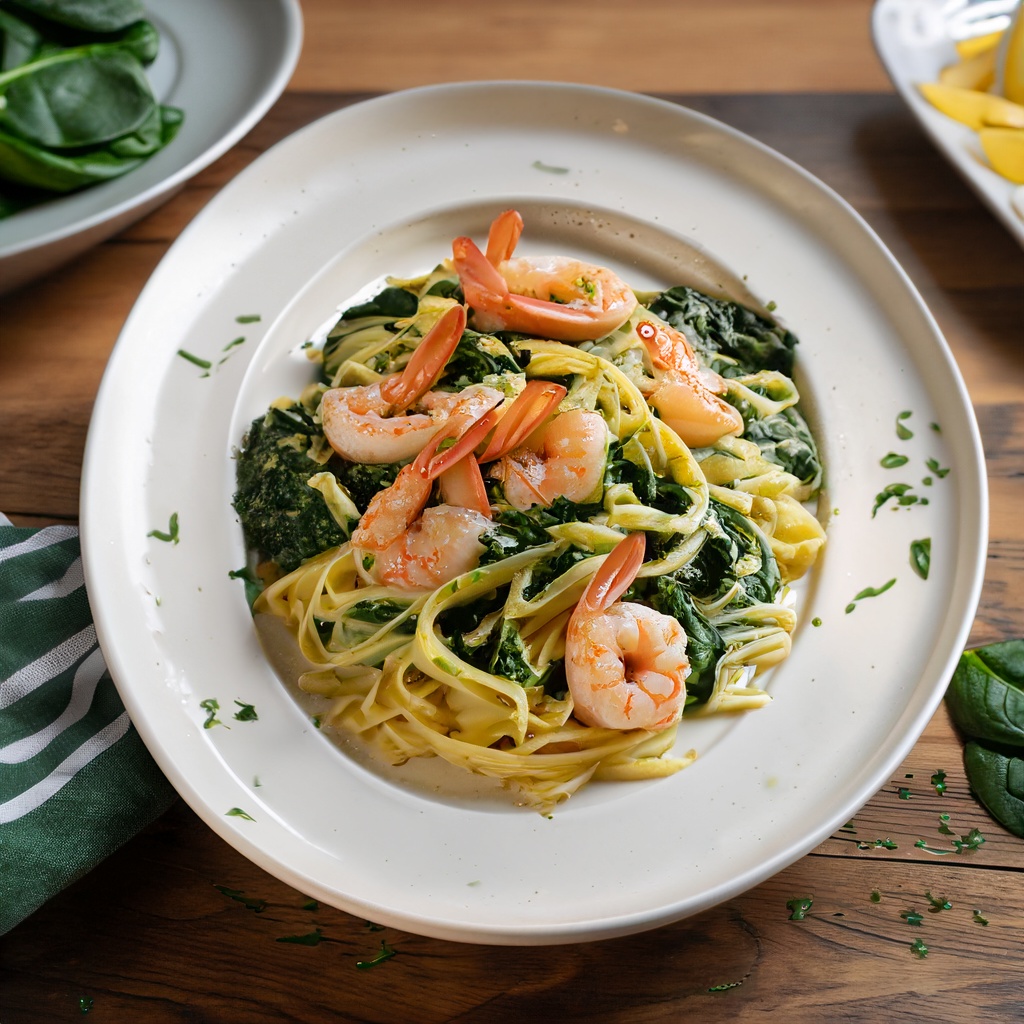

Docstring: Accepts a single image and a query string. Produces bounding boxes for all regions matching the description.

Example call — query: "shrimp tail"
[485,209,524,265]
[379,304,467,412]
[438,455,490,515]
[477,379,567,462]
[579,532,647,614]
[451,236,512,328]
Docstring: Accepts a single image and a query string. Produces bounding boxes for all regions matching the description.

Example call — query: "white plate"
[0,0,302,294]
[872,0,1024,247]
[80,83,987,945]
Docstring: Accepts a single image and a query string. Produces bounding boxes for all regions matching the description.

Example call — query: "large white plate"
[873,0,1024,247]
[0,0,302,294]
[80,83,987,945]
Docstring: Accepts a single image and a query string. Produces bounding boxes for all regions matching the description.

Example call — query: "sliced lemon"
[940,45,997,90]
[955,31,1003,60]
[996,1,1024,104]
[979,127,1024,183]
[919,82,1024,130]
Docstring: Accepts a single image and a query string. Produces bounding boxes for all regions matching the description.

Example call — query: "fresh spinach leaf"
[946,641,1024,748]
[7,0,147,34]
[741,406,821,488]
[963,741,1024,838]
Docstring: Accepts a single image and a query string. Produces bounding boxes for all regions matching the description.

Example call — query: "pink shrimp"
[451,210,637,342]
[321,305,502,464]
[565,533,690,731]
[635,318,744,449]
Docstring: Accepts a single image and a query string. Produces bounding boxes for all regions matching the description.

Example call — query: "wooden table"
[2,2,1022,1020]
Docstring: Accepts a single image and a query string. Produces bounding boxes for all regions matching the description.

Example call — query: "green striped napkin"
[0,519,176,935]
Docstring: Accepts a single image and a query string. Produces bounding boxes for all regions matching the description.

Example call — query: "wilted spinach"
[647,285,797,376]
[741,406,822,490]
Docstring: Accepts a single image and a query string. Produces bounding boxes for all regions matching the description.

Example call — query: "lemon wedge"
[919,83,1024,129]
[940,44,998,90]
[979,127,1024,183]
[996,1,1024,103]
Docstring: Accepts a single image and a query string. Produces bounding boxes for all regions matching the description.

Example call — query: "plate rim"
[80,81,989,944]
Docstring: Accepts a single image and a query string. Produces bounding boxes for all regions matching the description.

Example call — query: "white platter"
[80,83,987,945]
[0,0,303,294]
[873,0,1024,247]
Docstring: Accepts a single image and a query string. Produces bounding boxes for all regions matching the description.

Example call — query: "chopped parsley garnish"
[302,898,319,911]
[356,940,396,968]
[871,483,922,516]
[213,884,267,913]
[870,890,881,903]
[148,512,180,544]
[880,452,909,468]
[910,937,929,959]
[914,826,985,855]
[901,910,924,926]
[177,348,212,370]
[812,617,822,627]
[845,578,897,613]
[896,410,914,440]
[708,981,744,992]
[233,700,258,722]
[925,892,952,913]
[235,314,261,323]
[222,336,246,352]
[276,929,323,946]
[910,538,931,580]
[973,909,989,926]
[531,159,570,174]
[786,896,813,920]
[938,813,954,835]
[311,715,322,729]
[857,838,898,850]
[200,698,222,729]
[79,996,93,1014]
[226,807,255,821]
[897,787,911,800]
[930,422,941,433]
[365,921,385,932]
[931,770,947,796]
[925,457,950,478]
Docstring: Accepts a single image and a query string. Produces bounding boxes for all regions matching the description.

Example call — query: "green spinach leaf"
[963,741,1024,838]
[946,641,1024,748]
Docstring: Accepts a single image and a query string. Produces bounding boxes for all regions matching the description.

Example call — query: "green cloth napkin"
[0,520,176,935]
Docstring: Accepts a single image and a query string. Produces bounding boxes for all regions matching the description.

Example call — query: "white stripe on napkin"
[19,555,85,602]
[0,648,106,764]
[0,711,130,824]
[0,625,97,710]
[0,524,78,564]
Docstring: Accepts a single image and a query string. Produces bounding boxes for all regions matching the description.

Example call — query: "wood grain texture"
[1,64,1022,1024]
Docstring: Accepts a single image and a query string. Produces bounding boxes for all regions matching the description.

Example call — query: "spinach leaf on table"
[945,639,1024,839]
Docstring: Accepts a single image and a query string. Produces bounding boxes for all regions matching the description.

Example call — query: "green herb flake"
[973,909,989,926]
[233,700,258,722]
[870,890,882,903]
[897,787,911,800]
[930,422,941,433]
[925,891,952,913]
[365,921,385,932]
[356,940,396,969]
[302,898,319,911]
[79,996,93,1014]
[531,159,570,174]
[226,807,255,822]
[953,827,986,853]
[881,452,909,468]
[910,937,929,959]
[199,698,222,729]
[896,410,914,440]
[362,554,374,571]
[901,910,924,927]
[786,896,813,920]
[235,314,261,324]
[872,483,915,517]
[911,538,931,580]
[213,884,267,913]
[925,457,950,479]
[177,348,212,370]
[812,617,822,627]
[276,928,323,946]
[708,981,744,992]
[766,300,778,313]
[222,336,246,352]
[846,578,897,613]
[148,511,180,544]
[931,770,947,796]
[938,813,954,835]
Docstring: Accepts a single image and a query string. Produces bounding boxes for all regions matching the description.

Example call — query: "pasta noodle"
[234,213,826,811]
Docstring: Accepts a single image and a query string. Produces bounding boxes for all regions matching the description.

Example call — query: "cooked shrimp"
[484,384,608,511]
[452,210,637,342]
[565,532,690,731]
[635,318,744,448]
[321,305,501,464]
[351,403,498,591]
